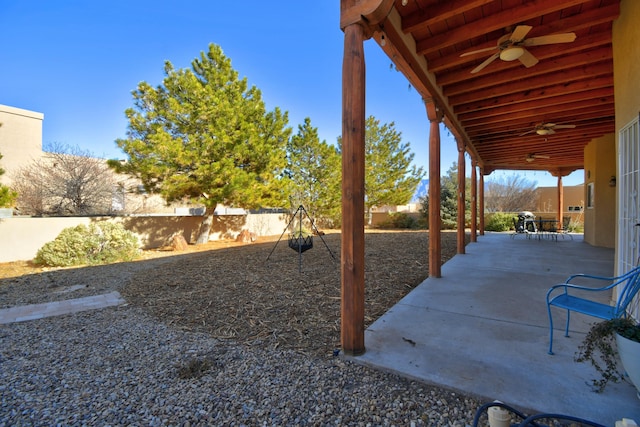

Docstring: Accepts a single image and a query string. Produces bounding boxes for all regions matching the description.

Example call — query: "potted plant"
[575,317,640,396]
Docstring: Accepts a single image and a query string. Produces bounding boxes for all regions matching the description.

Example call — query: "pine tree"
[339,116,425,222]
[0,151,18,209]
[286,118,341,227]
[111,44,291,243]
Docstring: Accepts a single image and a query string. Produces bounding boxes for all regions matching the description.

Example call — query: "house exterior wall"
[0,104,44,185]
[583,134,616,248]
[613,0,640,261]
[614,0,640,129]
[535,184,584,214]
[612,0,640,268]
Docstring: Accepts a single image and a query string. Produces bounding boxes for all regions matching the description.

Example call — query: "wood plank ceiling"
[373,0,619,176]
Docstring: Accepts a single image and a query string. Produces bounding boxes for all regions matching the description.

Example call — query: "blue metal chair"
[546,265,640,354]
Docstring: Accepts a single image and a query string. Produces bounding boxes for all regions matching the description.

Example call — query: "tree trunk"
[195,206,216,245]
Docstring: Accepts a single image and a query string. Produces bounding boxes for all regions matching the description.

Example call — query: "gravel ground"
[0,231,488,426]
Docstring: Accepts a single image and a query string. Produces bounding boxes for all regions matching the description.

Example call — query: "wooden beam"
[456,141,466,254]
[557,176,564,229]
[340,0,394,31]
[470,160,478,243]
[426,99,442,278]
[479,168,485,236]
[450,64,613,110]
[459,90,614,123]
[443,46,613,95]
[429,30,613,74]
[401,0,495,33]
[415,0,591,56]
[340,22,366,356]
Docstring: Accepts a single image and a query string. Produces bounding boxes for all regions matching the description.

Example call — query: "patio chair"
[511,217,526,238]
[546,265,640,354]
[559,216,574,240]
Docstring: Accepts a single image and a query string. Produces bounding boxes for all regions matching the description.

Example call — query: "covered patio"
[353,232,640,425]
[337,0,640,424]
[339,0,626,355]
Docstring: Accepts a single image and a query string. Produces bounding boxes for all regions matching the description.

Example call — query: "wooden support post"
[456,141,466,254]
[557,176,564,230]
[479,167,485,236]
[340,22,366,356]
[426,99,442,278]
[470,160,477,243]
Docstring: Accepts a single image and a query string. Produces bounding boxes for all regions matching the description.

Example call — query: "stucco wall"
[0,213,289,263]
[612,0,640,256]
[614,0,640,129]
[0,104,44,185]
[583,134,616,248]
[535,185,584,213]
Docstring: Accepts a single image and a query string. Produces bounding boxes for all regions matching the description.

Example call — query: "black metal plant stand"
[266,205,336,272]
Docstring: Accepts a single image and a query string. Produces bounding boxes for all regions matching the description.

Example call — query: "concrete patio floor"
[351,232,640,426]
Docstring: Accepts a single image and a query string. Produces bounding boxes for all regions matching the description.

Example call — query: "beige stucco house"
[0,104,44,186]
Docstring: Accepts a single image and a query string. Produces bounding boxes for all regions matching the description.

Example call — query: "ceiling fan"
[526,153,550,163]
[520,122,577,136]
[460,25,576,74]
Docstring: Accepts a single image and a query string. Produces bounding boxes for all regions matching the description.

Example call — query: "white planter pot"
[616,332,640,398]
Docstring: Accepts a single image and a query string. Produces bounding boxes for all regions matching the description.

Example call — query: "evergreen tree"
[286,118,341,227]
[111,44,291,243]
[338,116,425,222]
[420,162,471,230]
[0,151,18,209]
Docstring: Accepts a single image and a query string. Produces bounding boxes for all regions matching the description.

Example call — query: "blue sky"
[0,1,583,188]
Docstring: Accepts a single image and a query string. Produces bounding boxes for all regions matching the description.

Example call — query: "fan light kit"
[526,153,551,162]
[499,46,524,61]
[460,25,576,74]
[520,122,577,136]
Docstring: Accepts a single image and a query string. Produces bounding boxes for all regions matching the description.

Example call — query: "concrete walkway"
[0,291,125,324]
[352,232,640,426]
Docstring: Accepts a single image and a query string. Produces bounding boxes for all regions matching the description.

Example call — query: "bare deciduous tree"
[484,174,538,213]
[12,142,116,216]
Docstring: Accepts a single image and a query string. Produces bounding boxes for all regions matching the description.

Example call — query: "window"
[586,183,594,209]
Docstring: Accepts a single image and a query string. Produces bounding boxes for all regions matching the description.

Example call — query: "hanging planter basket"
[288,233,313,253]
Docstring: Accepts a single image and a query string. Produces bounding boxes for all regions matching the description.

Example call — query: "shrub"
[0,184,17,208]
[34,222,140,267]
[566,219,584,233]
[484,212,514,232]
[378,212,419,229]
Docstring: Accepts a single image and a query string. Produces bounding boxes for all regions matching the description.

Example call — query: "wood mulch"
[120,230,467,358]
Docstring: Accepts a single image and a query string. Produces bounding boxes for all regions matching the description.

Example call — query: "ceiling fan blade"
[471,52,500,74]
[523,33,576,46]
[519,129,536,136]
[546,129,556,135]
[535,154,551,159]
[460,46,498,57]
[510,25,532,42]
[553,124,576,129]
[518,48,538,68]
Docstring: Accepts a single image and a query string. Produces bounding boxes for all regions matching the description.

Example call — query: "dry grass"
[120,230,466,358]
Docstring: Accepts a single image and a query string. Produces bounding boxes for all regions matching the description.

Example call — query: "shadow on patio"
[351,232,640,426]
